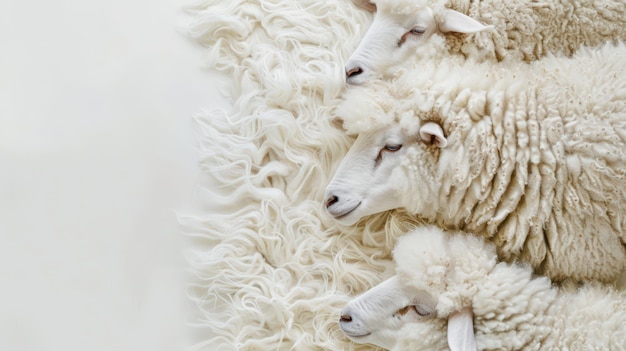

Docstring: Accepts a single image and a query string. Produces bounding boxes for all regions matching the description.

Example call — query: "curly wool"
[180,0,433,349]
[392,226,626,350]
[338,41,626,282]
[371,0,432,15]
[371,0,626,62]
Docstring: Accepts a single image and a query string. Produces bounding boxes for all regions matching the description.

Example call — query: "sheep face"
[325,125,408,224]
[325,122,446,225]
[339,275,437,349]
[341,227,486,350]
[346,2,493,85]
[345,7,438,85]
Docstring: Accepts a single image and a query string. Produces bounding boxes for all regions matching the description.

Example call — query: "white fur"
[340,226,626,350]
[181,0,432,349]
[346,0,626,84]
[326,41,626,282]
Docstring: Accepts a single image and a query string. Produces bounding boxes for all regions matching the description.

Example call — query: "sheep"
[339,225,626,350]
[346,0,626,84]
[325,39,626,283]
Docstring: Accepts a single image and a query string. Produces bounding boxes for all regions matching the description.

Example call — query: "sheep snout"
[323,190,362,224]
[345,56,375,85]
[346,66,363,80]
[338,307,370,338]
[325,195,339,209]
[345,65,368,85]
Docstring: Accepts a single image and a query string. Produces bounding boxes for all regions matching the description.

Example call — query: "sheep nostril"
[346,67,363,78]
[340,314,352,323]
[325,195,338,208]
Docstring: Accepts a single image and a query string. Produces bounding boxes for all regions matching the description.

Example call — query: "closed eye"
[384,144,402,152]
[374,144,403,167]
[398,27,427,46]
[395,305,432,317]
[414,304,432,316]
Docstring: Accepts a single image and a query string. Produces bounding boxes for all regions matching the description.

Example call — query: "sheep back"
[373,0,626,63]
[545,282,626,349]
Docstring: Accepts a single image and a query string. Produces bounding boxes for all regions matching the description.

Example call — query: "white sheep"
[325,40,626,283]
[346,0,626,84]
[339,225,626,350]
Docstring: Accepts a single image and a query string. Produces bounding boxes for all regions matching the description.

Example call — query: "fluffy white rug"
[181,0,426,349]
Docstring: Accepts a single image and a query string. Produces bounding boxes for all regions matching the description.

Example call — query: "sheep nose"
[346,67,363,79]
[325,195,339,208]
[340,314,352,323]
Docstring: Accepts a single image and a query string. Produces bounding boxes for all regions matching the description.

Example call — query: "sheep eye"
[375,144,402,167]
[414,305,432,317]
[399,27,426,46]
[384,144,402,152]
[395,305,432,317]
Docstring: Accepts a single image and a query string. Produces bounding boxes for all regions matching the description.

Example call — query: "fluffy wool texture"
[371,0,427,15]
[372,0,626,62]
[336,39,626,282]
[181,0,428,350]
[391,226,626,350]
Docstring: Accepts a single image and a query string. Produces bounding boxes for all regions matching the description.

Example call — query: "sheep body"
[347,0,626,83]
[328,40,626,282]
[396,227,626,350]
[341,226,626,350]
[390,0,626,61]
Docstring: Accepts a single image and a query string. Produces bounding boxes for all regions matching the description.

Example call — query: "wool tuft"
[181,0,428,349]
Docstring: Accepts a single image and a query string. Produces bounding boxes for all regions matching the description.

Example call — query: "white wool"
[372,0,433,15]
[348,0,626,83]
[334,41,626,283]
[394,227,626,350]
[341,226,626,350]
[181,0,430,349]
[423,0,626,61]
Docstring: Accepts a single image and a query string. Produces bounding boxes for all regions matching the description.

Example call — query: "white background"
[0,1,228,350]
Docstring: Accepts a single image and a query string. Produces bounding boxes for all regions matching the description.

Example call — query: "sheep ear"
[447,307,477,351]
[353,0,376,12]
[438,9,494,34]
[419,122,448,148]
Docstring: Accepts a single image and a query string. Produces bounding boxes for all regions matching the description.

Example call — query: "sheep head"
[324,122,447,225]
[326,56,499,225]
[346,0,493,85]
[393,226,498,315]
[325,80,450,225]
[339,275,442,350]
[340,226,495,350]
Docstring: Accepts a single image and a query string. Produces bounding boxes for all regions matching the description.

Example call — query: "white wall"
[0,1,228,350]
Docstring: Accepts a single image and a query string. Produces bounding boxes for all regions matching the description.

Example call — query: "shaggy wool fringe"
[180,1,426,350]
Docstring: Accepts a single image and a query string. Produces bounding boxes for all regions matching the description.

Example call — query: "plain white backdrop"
[0,1,229,350]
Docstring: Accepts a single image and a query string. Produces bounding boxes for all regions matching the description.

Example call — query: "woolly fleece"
[392,226,626,350]
[181,0,426,350]
[372,0,626,62]
[337,40,626,282]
